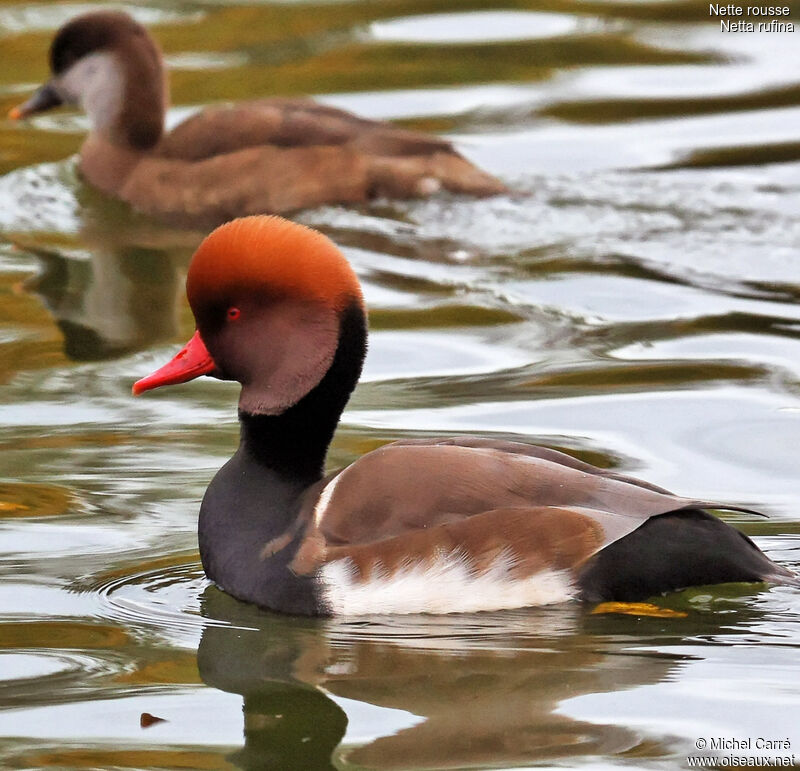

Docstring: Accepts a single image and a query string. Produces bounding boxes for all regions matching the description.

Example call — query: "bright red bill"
[132,330,216,395]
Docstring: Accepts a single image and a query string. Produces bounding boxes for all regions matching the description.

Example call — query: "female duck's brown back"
[10,11,507,226]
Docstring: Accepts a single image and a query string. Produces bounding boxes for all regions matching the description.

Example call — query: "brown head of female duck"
[134,216,798,616]
[10,11,508,226]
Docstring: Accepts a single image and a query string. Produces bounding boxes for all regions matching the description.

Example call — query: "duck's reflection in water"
[22,240,188,361]
[197,586,712,770]
[13,212,474,366]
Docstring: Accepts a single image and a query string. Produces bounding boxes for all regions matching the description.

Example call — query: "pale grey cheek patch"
[58,52,124,132]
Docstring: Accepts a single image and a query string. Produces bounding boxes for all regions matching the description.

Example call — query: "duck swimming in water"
[9,11,507,227]
[133,216,797,616]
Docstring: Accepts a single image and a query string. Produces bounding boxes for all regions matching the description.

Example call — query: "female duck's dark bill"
[132,330,216,395]
[8,82,63,120]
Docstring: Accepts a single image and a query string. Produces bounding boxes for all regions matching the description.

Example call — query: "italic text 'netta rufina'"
[9,11,507,226]
[133,216,797,615]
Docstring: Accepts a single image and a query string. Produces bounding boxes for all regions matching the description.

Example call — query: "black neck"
[238,301,367,483]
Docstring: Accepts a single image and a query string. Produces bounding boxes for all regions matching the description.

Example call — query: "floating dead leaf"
[140,713,167,728]
[591,602,688,618]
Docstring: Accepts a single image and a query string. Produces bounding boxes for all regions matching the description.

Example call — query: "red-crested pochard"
[133,217,797,615]
[9,11,507,227]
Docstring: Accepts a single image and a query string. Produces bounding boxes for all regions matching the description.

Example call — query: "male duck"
[133,216,797,616]
[10,11,507,226]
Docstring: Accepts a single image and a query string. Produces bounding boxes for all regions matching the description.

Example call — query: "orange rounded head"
[186,215,362,317]
[133,216,366,416]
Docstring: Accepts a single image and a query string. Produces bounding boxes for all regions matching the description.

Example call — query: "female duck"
[133,216,797,615]
[10,11,507,226]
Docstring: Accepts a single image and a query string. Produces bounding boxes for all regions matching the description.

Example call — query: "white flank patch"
[319,551,575,616]
[313,473,342,527]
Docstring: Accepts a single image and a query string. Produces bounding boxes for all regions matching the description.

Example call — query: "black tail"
[578,509,797,603]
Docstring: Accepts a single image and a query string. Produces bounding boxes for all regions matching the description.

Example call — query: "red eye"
[227,307,241,321]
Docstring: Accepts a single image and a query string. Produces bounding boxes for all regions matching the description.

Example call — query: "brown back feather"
[156,99,455,161]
